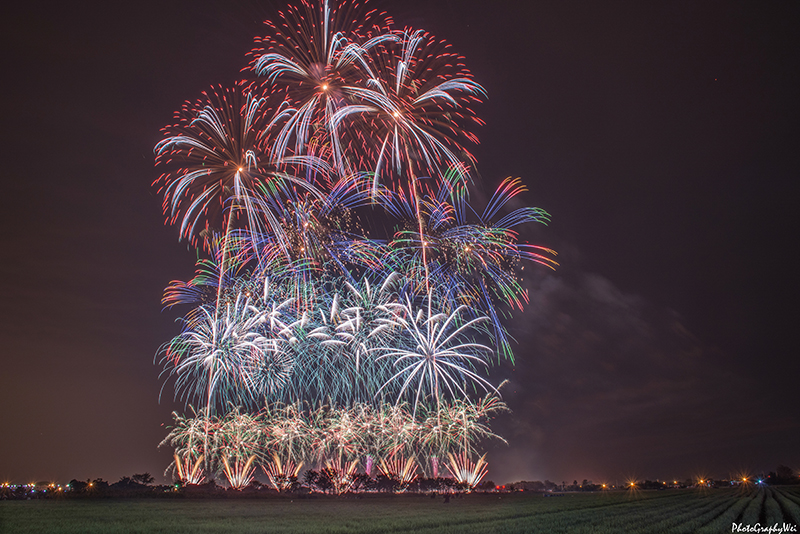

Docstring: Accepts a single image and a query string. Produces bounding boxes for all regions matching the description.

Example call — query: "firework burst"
[331,29,485,193]
[160,293,290,411]
[250,0,396,174]
[154,83,319,251]
[372,292,495,412]
[263,453,303,492]
[446,452,488,491]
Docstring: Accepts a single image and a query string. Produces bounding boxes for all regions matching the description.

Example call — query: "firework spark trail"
[417,394,508,462]
[378,453,418,490]
[216,407,263,489]
[160,408,212,483]
[446,451,488,491]
[250,173,383,290]
[174,453,205,485]
[263,453,303,491]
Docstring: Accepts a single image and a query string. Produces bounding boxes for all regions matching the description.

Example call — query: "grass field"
[1,487,799,533]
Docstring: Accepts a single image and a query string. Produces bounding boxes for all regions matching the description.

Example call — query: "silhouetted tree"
[351,473,372,492]
[768,465,798,485]
[375,475,395,493]
[303,470,318,490]
[132,473,155,486]
[315,469,333,493]
[68,479,87,493]
[478,480,495,491]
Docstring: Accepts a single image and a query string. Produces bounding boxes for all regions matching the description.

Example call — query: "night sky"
[1,0,797,486]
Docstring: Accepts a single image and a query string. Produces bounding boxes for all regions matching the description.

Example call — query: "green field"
[2,487,799,533]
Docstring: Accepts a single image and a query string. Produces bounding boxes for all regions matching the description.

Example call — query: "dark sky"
[1,0,797,485]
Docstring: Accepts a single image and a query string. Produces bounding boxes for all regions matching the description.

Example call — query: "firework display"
[161,397,506,491]
[154,0,556,491]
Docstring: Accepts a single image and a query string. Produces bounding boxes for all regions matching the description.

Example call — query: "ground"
[1,487,798,533]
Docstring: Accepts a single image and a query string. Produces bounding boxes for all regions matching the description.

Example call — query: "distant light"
[321,83,328,91]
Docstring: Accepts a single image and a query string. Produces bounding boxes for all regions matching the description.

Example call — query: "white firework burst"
[372,291,495,413]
